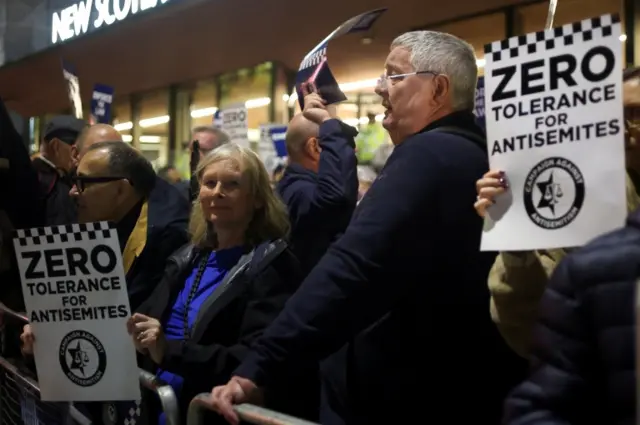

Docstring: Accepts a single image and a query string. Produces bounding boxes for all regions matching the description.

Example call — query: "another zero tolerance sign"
[481,14,626,251]
[13,222,140,401]
[222,103,250,149]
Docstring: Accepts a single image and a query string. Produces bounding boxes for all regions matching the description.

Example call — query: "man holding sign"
[209,29,524,425]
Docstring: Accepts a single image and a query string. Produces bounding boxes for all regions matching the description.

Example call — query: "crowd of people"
[1,26,639,425]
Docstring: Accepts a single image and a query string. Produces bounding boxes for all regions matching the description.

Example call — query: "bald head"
[285,114,319,161]
[76,124,123,161]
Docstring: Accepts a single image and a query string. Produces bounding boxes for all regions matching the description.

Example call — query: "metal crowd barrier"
[0,303,180,425]
[0,356,91,425]
[187,393,320,425]
[138,369,180,425]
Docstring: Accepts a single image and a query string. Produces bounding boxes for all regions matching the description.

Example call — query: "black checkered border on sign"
[299,46,327,71]
[14,222,115,247]
[484,14,621,63]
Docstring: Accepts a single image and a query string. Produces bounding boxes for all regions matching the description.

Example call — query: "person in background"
[72,123,123,167]
[356,165,377,202]
[128,144,315,424]
[354,111,388,164]
[474,67,640,359]
[176,126,231,180]
[271,163,286,187]
[502,125,640,423]
[278,108,358,274]
[209,30,525,425]
[33,115,86,225]
[157,165,183,185]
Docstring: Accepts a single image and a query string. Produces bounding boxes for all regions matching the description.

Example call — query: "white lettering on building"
[52,0,170,44]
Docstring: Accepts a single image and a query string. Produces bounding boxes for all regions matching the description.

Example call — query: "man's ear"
[49,138,61,155]
[70,145,79,163]
[433,74,451,103]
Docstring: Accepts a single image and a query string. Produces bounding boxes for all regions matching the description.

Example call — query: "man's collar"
[38,155,57,170]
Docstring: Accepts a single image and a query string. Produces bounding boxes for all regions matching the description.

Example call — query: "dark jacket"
[504,210,640,425]
[31,157,77,226]
[277,119,358,273]
[126,177,190,310]
[234,112,527,424]
[138,240,317,424]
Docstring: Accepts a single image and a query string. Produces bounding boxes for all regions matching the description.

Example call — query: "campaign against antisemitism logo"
[523,157,585,229]
[480,14,627,251]
[59,330,107,387]
[12,222,140,401]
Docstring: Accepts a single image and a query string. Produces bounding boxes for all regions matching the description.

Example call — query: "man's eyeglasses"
[71,176,129,193]
[376,70,438,90]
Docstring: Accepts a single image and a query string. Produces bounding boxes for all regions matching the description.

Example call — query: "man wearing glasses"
[69,141,190,310]
[209,31,524,425]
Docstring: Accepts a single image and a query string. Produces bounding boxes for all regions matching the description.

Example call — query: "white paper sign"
[63,66,83,119]
[481,14,626,251]
[12,222,140,401]
[222,104,249,148]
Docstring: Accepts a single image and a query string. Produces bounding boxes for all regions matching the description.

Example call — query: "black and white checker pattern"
[299,46,327,70]
[14,222,115,247]
[124,400,142,425]
[484,14,621,63]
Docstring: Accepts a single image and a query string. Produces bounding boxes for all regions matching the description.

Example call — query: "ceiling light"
[114,96,271,132]
[121,135,161,143]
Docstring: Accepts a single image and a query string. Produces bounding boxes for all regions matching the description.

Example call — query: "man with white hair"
[209,31,525,424]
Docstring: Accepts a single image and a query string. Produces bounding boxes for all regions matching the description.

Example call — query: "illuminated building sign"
[51,0,170,44]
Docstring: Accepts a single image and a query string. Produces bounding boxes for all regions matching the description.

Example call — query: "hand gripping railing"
[187,393,320,425]
[138,369,180,425]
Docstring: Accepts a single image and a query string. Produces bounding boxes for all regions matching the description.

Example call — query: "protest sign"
[12,222,140,401]
[90,84,114,124]
[259,124,287,173]
[474,76,486,130]
[221,103,249,148]
[62,61,83,119]
[481,14,626,251]
[295,8,386,109]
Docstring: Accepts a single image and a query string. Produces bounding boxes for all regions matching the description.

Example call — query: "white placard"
[222,103,249,148]
[481,14,626,251]
[12,222,140,401]
[63,67,83,119]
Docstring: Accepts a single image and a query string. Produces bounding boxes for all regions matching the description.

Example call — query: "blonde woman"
[126,144,313,425]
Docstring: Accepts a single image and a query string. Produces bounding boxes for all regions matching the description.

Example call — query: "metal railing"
[138,369,180,425]
[0,303,180,425]
[187,393,320,425]
[0,355,92,425]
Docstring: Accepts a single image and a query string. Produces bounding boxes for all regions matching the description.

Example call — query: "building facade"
[0,0,633,167]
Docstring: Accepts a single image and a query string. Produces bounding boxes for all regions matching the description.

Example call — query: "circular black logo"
[523,157,585,230]
[59,330,107,387]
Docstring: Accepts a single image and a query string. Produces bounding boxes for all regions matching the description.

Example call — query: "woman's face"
[199,159,255,230]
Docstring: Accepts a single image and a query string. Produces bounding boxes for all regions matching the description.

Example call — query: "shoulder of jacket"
[168,243,197,269]
[562,225,640,287]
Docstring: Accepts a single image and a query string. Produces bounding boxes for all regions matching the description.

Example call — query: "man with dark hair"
[69,141,190,309]
[33,115,87,225]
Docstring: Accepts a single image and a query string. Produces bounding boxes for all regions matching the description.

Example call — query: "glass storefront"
[32,0,628,169]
